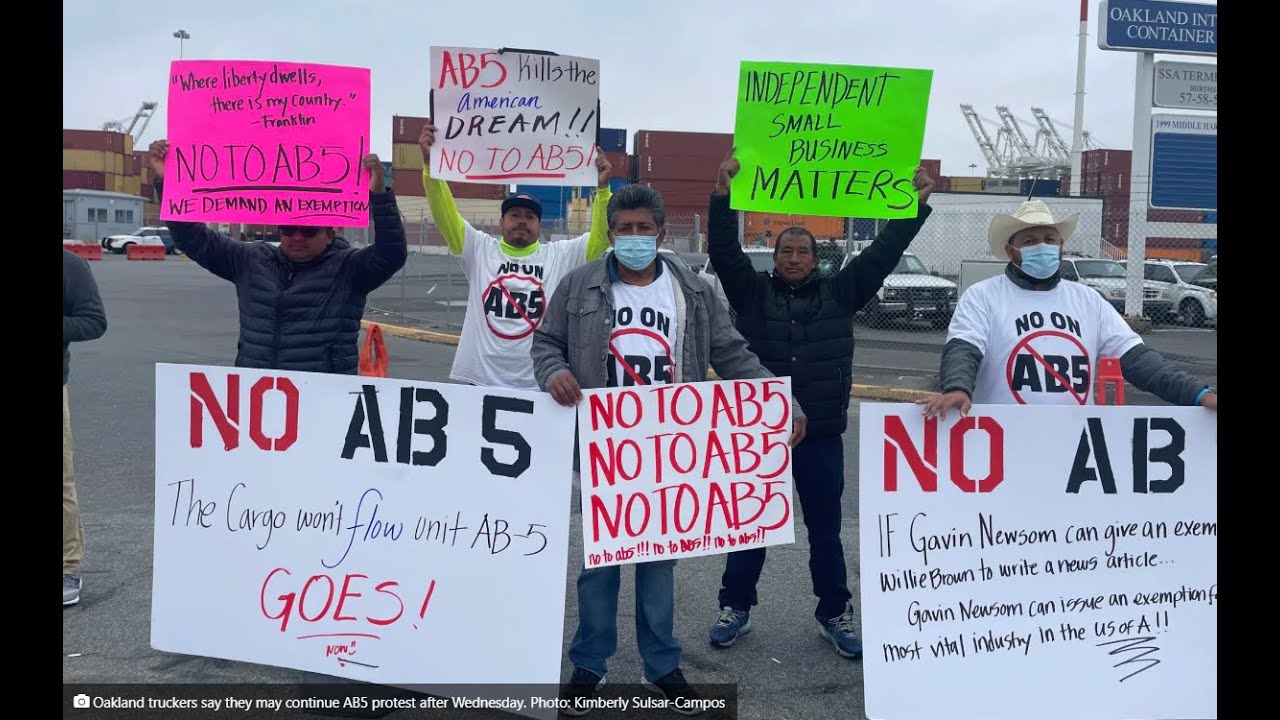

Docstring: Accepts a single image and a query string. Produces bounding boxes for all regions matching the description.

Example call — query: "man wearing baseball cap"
[419,121,613,390]
[921,199,1217,415]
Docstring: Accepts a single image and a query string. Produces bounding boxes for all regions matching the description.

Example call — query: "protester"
[63,248,108,606]
[418,122,613,389]
[531,183,806,714]
[704,150,936,659]
[147,140,407,374]
[920,199,1217,416]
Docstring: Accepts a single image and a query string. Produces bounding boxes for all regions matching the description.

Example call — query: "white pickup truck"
[102,226,175,255]
[851,251,958,328]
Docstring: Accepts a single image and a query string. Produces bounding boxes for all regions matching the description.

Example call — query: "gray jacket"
[532,253,803,418]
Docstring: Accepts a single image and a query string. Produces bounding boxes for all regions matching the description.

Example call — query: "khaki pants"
[64,385,85,575]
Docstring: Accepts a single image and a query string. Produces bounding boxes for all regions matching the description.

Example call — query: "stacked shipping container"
[388,115,509,202]
[63,129,142,198]
[1087,148,1210,259]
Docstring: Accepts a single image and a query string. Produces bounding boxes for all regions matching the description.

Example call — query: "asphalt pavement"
[63,254,1214,720]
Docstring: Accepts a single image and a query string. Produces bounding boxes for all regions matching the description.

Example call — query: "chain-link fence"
[363,203,1216,334]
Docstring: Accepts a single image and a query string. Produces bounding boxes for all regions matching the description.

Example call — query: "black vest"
[735,273,853,437]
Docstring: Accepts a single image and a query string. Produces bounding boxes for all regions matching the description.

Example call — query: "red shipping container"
[393,169,511,200]
[1082,173,1100,196]
[1095,149,1132,172]
[934,176,951,192]
[1104,199,1130,222]
[920,158,942,179]
[140,181,155,200]
[63,170,107,191]
[126,153,142,176]
[1146,236,1203,249]
[633,130,733,158]
[638,179,716,208]
[63,129,127,153]
[392,115,430,145]
[1147,208,1204,223]
[1104,218,1130,244]
[603,151,629,180]
[1097,172,1131,195]
[635,153,725,183]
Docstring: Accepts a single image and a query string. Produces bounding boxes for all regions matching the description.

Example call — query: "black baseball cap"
[501,193,542,220]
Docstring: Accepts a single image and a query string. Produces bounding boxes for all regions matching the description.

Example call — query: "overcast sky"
[62,0,1216,179]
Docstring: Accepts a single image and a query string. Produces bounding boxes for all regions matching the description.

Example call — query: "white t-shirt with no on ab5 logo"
[451,228,591,390]
[947,275,1143,405]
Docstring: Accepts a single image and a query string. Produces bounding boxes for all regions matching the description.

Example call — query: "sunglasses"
[277,226,324,238]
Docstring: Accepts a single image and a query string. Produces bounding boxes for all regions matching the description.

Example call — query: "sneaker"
[558,666,604,717]
[817,602,863,658]
[708,606,751,647]
[643,668,703,716]
[63,574,82,606]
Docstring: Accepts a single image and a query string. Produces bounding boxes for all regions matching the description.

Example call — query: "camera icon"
[73,694,91,709]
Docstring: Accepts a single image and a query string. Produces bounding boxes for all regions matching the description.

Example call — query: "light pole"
[173,29,190,59]
[969,163,977,176]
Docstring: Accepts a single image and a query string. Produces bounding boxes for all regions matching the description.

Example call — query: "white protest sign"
[429,46,600,186]
[577,379,796,569]
[151,364,576,686]
[859,403,1217,720]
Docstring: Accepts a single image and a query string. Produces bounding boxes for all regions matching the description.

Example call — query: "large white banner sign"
[577,379,797,568]
[859,403,1216,720]
[151,363,576,685]
[429,45,600,186]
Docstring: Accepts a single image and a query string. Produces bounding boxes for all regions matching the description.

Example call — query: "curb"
[362,319,936,402]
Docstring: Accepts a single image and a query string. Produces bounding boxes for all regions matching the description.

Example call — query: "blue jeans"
[568,559,681,682]
[717,433,851,621]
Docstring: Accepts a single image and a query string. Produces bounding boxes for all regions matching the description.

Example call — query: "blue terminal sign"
[1098,0,1217,56]
[1149,114,1216,212]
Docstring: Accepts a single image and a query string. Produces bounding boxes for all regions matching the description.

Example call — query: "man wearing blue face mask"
[531,183,806,715]
[921,199,1217,415]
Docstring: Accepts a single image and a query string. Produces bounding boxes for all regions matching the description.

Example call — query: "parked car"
[1120,260,1217,327]
[846,251,958,328]
[700,248,776,321]
[1059,257,1169,316]
[103,226,175,255]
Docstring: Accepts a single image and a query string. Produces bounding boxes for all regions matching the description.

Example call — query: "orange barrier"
[1095,356,1125,405]
[63,243,102,261]
[359,324,389,377]
[126,244,166,260]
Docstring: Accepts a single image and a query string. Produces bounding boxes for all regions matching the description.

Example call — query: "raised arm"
[707,150,765,308]
[149,139,252,282]
[350,155,409,293]
[419,121,467,256]
[832,167,936,312]
[585,149,614,261]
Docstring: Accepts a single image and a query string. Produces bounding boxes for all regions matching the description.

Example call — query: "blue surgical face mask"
[1015,243,1060,279]
[613,235,658,271]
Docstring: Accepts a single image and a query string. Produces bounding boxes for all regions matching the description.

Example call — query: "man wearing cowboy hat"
[921,199,1216,416]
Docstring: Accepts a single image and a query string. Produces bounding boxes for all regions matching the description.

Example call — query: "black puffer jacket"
[157,182,407,374]
[708,193,931,437]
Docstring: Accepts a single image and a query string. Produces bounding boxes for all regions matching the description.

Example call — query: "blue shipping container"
[599,128,627,153]
[1020,178,1060,197]
[609,178,628,193]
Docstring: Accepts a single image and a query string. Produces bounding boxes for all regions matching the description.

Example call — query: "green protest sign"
[730,60,933,219]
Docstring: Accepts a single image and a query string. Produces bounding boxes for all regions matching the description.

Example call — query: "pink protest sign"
[161,60,371,227]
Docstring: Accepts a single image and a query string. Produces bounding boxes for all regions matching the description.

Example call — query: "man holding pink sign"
[149,139,406,375]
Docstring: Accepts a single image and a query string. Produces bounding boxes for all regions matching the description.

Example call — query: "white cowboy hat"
[987,200,1080,259]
